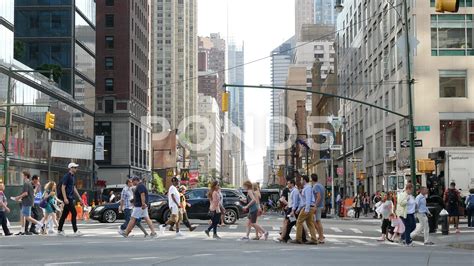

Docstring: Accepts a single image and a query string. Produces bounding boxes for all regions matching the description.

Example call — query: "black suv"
[150,188,246,224]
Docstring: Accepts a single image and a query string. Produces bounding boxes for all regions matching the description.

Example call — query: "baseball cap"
[68,162,79,169]
[132,176,141,182]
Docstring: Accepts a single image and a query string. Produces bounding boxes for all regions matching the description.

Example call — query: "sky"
[198,0,295,183]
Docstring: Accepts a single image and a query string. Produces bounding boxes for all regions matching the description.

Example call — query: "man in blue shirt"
[57,163,84,236]
[290,175,318,244]
[410,187,433,245]
[311,174,326,243]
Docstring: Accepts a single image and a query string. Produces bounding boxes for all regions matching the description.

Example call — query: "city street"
[1,214,473,266]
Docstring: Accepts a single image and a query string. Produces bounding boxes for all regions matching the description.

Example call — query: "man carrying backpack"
[465,188,474,228]
[444,182,461,233]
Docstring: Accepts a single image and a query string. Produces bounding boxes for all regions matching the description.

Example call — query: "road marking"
[330,227,342,233]
[192,254,214,257]
[350,228,363,234]
[263,217,270,220]
[130,257,160,260]
[272,226,280,231]
[277,217,284,221]
[326,238,341,243]
[45,262,82,265]
[229,225,238,229]
[243,250,262,253]
[351,239,373,245]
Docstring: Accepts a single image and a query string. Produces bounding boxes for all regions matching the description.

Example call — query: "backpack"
[468,195,474,208]
[447,190,459,207]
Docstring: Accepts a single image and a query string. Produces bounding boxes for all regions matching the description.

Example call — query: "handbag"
[39,198,48,209]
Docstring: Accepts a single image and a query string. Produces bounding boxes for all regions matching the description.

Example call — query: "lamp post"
[329,116,342,216]
[2,68,54,184]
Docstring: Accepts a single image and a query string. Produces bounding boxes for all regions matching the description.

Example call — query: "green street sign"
[415,125,430,132]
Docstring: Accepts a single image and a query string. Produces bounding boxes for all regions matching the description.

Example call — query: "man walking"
[290,175,318,245]
[277,179,298,243]
[160,177,183,237]
[120,177,157,238]
[25,175,42,234]
[57,163,84,236]
[119,179,149,236]
[311,174,326,243]
[14,171,43,235]
[410,187,434,245]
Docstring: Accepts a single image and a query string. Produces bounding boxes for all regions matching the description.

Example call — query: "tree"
[35,64,63,83]
[14,40,25,59]
[151,172,165,194]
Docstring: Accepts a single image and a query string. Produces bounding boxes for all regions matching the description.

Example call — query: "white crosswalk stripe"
[229,225,238,229]
[330,227,342,233]
[350,228,363,234]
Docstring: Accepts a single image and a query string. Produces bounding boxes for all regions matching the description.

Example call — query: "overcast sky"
[198,0,295,183]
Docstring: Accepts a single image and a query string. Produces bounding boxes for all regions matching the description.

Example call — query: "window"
[105,57,114,70]
[105,14,114,27]
[95,122,112,163]
[106,0,114,6]
[440,120,470,147]
[431,14,474,56]
[439,70,467,97]
[186,189,206,200]
[105,36,114,49]
[105,78,114,91]
[105,100,114,113]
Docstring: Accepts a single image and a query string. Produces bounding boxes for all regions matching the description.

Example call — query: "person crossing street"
[160,177,184,237]
[57,163,84,237]
[410,187,434,245]
[290,175,318,245]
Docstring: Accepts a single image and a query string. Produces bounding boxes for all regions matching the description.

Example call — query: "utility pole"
[2,68,12,184]
[342,99,347,197]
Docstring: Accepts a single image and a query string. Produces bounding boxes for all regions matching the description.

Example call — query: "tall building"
[150,0,197,139]
[2,0,95,220]
[314,0,337,25]
[95,0,151,184]
[227,41,245,186]
[295,0,315,41]
[336,0,474,195]
[197,94,221,178]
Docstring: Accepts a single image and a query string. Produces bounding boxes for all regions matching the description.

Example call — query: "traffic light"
[222,92,229,112]
[44,111,55,129]
[320,148,331,160]
[435,0,459,13]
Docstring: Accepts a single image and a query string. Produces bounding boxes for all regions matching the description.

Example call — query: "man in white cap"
[57,162,84,236]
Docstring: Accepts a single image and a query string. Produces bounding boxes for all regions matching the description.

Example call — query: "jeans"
[402,213,416,244]
[25,204,40,232]
[467,206,474,227]
[411,213,430,243]
[120,208,132,231]
[0,211,11,235]
[58,200,77,233]
[207,211,221,235]
[354,207,361,219]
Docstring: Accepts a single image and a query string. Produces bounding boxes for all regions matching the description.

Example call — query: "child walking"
[0,183,12,236]
[388,213,405,243]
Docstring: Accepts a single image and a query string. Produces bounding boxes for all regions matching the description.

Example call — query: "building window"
[440,120,472,147]
[105,57,114,70]
[105,78,114,91]
[105,36,114,49]
[105,14,114,27]
[95,122,112,163]
[106,0,114,6]
[105,100,114,113]
[431,14,474,56]
[439,70,467,97]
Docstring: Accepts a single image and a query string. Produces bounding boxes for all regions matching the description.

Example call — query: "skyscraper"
[95,0,151,183]
[150,0,197,139]
[295,0,314,41]
[314,0,337,25]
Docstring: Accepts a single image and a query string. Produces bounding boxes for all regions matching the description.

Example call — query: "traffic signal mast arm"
[223,83,409,119]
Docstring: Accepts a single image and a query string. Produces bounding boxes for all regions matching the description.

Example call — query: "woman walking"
[41,181,60,234]
[204,181,221,239]
[363,193,370,217]
[252,183,263,239]
[377,193,393,241]
[396,183,416,246]
[353,194,362,219]
[241,181,268,241]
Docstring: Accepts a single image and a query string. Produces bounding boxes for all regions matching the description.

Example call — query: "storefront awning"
[51,141,93,160]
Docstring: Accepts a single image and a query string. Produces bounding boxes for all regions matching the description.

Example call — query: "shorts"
[447,206,459,217]
[21,206,32,217]
[314,207,323,222]
[170,206,179,215]
[168,213,181,224]
[131,207,149,219]
[248,211,258,223]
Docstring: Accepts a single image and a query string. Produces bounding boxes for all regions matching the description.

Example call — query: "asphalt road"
[1,215,473,266]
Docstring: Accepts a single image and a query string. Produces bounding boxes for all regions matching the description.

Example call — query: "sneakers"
[72,231,83,237]
[14,232,24,236]
[159,224,166,235]
[150,232,158,238]
[240,236,250,241]
[24,231,33,236]
[405,242,414,247]
[189,226,197,232]
[213,234,221,239]
[263,231,269,241]
[57,231,66,236]
[204,230,210,237]
[176,231,185,237]
[35,223,44,230]
[377,237,385,242]
[424,242,435,246]
[119,230,127,238]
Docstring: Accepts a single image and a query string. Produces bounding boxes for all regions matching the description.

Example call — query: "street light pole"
[403,0,418,189]
[2,67,12,184]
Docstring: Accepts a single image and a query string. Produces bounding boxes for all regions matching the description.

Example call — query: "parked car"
[150,188,246,224]
[101,185,125,203]
[90,193,166,223]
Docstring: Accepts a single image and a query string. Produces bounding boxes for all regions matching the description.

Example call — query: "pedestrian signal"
[435,0,459,12]
[45,111,55,129]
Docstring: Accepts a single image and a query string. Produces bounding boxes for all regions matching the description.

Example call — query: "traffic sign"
[348,158,362,163]
[400,139,423,148]
[330,144,342,150]
[414,125,430,132]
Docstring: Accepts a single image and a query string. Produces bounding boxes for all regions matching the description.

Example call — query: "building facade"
[150,0,197,139]
[197,94,221,178]
[314,0,337,25]
[295,0,315,41]
[95,0,151,184]
[337,0,474,195]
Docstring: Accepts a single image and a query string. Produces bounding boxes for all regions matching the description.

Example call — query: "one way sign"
[400,139,423,148]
